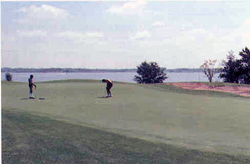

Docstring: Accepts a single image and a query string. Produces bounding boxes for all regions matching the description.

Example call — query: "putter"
[103,89,106,98]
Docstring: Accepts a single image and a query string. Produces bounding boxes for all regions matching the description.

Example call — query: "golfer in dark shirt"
[102,79,113,97]
[28,75,36,99]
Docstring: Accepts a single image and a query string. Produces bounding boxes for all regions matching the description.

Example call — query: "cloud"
[86,32,104,38]
[107,0,147,15]
[56,31,104,44]
[122,0,147,9]
[238,18,250,39]
[216,18,250,52]
[173,28,215,44]
[131,30,151,40]
[15,4,69,22]
[57,31,104,38]
[16,30,47,37]
[152,21,165,27]
[56,31,86,43]
[57,31,85,39]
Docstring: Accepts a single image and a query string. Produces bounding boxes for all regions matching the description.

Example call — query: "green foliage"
[134,61,167,84]
[220,47,250,84]
[219,52,241,83]
[5,73,12,81]
[200,59,217,83]
[239,47,250,84]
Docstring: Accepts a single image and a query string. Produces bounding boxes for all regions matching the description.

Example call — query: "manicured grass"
[2,109,249,164]
[2,80,250,163]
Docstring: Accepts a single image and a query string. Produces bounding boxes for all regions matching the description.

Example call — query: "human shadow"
[20,97,45,100]
[20,98,33,100]
[97,96,110,99]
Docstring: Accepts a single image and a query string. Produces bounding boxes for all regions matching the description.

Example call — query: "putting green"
[2,80,250,156]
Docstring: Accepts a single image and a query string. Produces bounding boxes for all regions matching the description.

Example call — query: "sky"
[1,0,250,69]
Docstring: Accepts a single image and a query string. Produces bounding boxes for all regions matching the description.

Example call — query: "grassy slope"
[3,109,249,164]
[2,80,250,163]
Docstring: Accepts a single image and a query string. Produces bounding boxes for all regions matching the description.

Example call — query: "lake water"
[1,72,222,83]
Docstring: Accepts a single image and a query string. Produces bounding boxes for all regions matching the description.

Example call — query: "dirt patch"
[168,83,250,97]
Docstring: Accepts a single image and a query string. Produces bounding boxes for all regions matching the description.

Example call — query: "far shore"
[1,67,204,73]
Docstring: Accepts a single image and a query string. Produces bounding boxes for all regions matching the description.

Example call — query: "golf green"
[2,80,250,157]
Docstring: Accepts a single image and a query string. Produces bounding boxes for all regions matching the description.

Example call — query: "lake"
[1,72,222,83]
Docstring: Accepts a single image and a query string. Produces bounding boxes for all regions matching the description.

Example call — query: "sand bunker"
[168,83,250,97]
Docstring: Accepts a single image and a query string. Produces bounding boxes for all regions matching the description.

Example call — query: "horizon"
[2,1,250,69]
[1,67,202,70]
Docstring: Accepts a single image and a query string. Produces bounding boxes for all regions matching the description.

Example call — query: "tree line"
[134,47,250,84]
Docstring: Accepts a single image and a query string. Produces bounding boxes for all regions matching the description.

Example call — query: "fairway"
[2,80,250,162]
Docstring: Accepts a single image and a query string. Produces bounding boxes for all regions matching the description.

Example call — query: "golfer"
[28,75,36,99]
[102,79,113,97]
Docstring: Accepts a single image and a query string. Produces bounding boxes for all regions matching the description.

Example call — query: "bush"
[5,73,13,81]
[134,61,167,84]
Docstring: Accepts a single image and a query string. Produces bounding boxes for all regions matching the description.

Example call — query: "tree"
[219,47,250,84]
[134,61,167,84]
[219,51,242,83]
[239,47,250,84]
[200,59,217,83]
[5,73,13,81]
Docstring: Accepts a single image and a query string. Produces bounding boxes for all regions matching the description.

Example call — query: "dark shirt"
[28,78,33,87]
[105,79,113,88]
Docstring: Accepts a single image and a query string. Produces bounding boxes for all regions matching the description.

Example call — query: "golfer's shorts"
[29,86,33,93]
